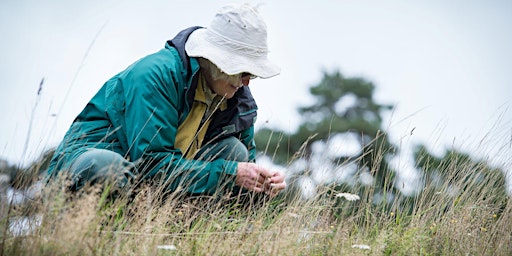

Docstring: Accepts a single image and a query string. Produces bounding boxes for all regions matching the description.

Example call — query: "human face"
[207,72,255,99]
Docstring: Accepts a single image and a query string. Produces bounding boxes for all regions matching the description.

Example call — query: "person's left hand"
[265,171,286,197]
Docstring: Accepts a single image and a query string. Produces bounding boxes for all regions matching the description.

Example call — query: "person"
[46,3,286,200]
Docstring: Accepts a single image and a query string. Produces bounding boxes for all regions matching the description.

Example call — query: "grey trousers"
[68,136,248,191]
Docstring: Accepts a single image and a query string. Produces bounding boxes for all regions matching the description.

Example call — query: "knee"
[71,149,129,172]
[196,137,249,162]
[225,138,249,162]
[214,137,249,162]
[69,149,134,190]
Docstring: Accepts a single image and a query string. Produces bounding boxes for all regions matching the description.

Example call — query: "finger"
[247,171,265,185]
[254,165,274,178]
[264,180,273,190]
[247,183,264,192]
[270,173,285,184]
[256,175,268,185]
[262,181,284,196]
[253,180,264,190]
[250,187,264,193]
[270,182,287,191]
[243,179,265,192]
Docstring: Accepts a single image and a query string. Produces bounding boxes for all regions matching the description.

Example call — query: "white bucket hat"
[185,3,280,79]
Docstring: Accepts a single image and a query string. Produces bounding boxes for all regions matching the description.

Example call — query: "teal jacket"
[47,27,258,194]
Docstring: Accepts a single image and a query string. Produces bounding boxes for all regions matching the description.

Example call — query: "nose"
[241,76,250,86]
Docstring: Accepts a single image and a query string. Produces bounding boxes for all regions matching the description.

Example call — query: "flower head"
[352,244,371,250]
[335,192,360,201]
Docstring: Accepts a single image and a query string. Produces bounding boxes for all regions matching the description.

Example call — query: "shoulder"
[129,47,183,75]
[113,46,190,91]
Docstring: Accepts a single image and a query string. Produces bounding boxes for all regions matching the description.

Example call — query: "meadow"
[0,150,510,256]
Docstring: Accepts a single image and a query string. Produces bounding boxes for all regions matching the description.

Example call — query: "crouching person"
[46,3,286,203]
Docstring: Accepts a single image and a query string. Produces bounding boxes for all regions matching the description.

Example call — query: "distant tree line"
[0,149,53,190]
[254,70,509,212]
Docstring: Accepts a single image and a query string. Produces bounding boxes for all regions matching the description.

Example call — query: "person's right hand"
[235,162,275,193]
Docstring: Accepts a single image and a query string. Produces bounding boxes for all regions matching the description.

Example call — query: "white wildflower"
[287,212,299,218]
[157,245,177,250]
[351,244,371,250]
[335,192,360,201]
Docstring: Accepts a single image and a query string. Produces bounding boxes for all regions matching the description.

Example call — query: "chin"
[225,93,236,99]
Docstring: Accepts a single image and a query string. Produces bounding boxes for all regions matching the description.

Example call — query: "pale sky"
[1,0,511,190]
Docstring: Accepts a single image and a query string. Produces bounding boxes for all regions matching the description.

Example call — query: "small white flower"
[351,244,371,250]
[157,245,177,250]
[287,212,299,218]
[335,192,360,201]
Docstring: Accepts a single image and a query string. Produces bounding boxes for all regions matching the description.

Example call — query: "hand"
[266,171,286,197]
[235,162,274,193]
[235,162,286,197]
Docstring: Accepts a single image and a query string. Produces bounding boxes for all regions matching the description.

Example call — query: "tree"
[412,145,508,208]
[255,70,397,197]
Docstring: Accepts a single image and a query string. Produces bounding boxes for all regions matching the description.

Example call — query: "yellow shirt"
[174,74,227,159]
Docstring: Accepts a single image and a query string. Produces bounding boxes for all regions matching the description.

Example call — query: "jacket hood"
[167,26,203,71]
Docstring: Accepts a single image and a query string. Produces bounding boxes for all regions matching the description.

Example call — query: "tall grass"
[1,147,510,256]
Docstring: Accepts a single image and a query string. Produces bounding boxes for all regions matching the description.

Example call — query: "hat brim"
[185,29,281,79]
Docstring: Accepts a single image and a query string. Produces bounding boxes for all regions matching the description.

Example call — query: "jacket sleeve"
[113,50,238,195]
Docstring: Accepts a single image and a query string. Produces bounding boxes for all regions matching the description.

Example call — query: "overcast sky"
[1,0,511,189]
